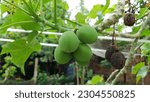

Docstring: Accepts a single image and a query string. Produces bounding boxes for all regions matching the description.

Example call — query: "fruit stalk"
[81,66,86,85]
[75,62,80,85]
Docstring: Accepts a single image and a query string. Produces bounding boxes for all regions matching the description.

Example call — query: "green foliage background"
[0,0,150,84]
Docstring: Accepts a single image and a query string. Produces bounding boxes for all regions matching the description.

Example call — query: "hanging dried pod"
[110,51,125,69]
[105,45,119,62]
[124,13,135,26]
[105,24,118,62]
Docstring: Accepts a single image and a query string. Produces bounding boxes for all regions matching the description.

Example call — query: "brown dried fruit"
[105,45,119,62]
[124,13,135,26]
[110,52,125,69]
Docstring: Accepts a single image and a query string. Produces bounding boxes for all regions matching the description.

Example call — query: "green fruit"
[59,31,80,53]
[73,43,92,63]
[54,46,72,64]
[77,25,98,44]
[77,60,89,66]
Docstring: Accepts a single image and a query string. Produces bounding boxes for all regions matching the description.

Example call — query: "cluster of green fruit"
[54,25,98,66]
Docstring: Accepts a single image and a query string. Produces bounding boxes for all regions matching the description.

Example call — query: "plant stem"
[102,31,139,38]
[81,66,85,85]
[63,18,83,26]
[33,58,39,84]
[54,0,57,25]
[22,0,38,18]
[105,69,119,83]
[75,62,80,85]
[37,17,71,32]
[39,0,44,19]
[95,0,125,32]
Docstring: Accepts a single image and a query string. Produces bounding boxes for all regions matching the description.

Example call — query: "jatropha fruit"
[105,45,126,69]
[73,43,93,66]
[105,26,125,69]
[54,25,98,66]
[77,25,98,44]
[105,45,119,62]
[105,28,118,63]
[59,31,80,53]
[54,46,72,64]
[124,13,135,26]
[124,4,136,26]
[110,51,125,69]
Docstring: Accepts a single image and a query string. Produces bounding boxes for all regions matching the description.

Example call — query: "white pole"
[7,28,62,36]
[7,28,150,43]
[0,38,144,58]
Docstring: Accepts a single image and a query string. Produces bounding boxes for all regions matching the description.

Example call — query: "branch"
[35,16,72,32]
[111,12,150,85]
[22,0,38,18]
[105,69,119,83]
[95,0,125,32]
[63,18,83,26]
[102,31,139,38]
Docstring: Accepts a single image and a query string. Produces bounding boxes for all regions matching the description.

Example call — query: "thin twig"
[102,31,139,38]
[63,18,83,26]
[75,62,80,85]
[81,67,85,85]
[105,69,119,83]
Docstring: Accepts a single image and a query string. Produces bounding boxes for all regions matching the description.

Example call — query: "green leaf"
[141,29,150,36]
[62,2,69,10]
[136,75,141,84]
[87,69,93,78]
[91,75,103,84]
[137,66,148,78]
[132,62,145,74]
[0,8,41,34]
[102,0,110,14]
[148,55,150,63]
[88,4,103,19]
[1,39,41,74]
[104,4,116,14]
[132,26,140,34]
[117,25,123,32]
[75,12,87,24]
[1,3,9,13]
[141,43,150,55]
[141,43,150,51]
[136,8,149,19]
[13,9,41,30]
[43,0,51,4]
[27,31,38,42]
[136,66,148,84]
[48,34,58,39]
